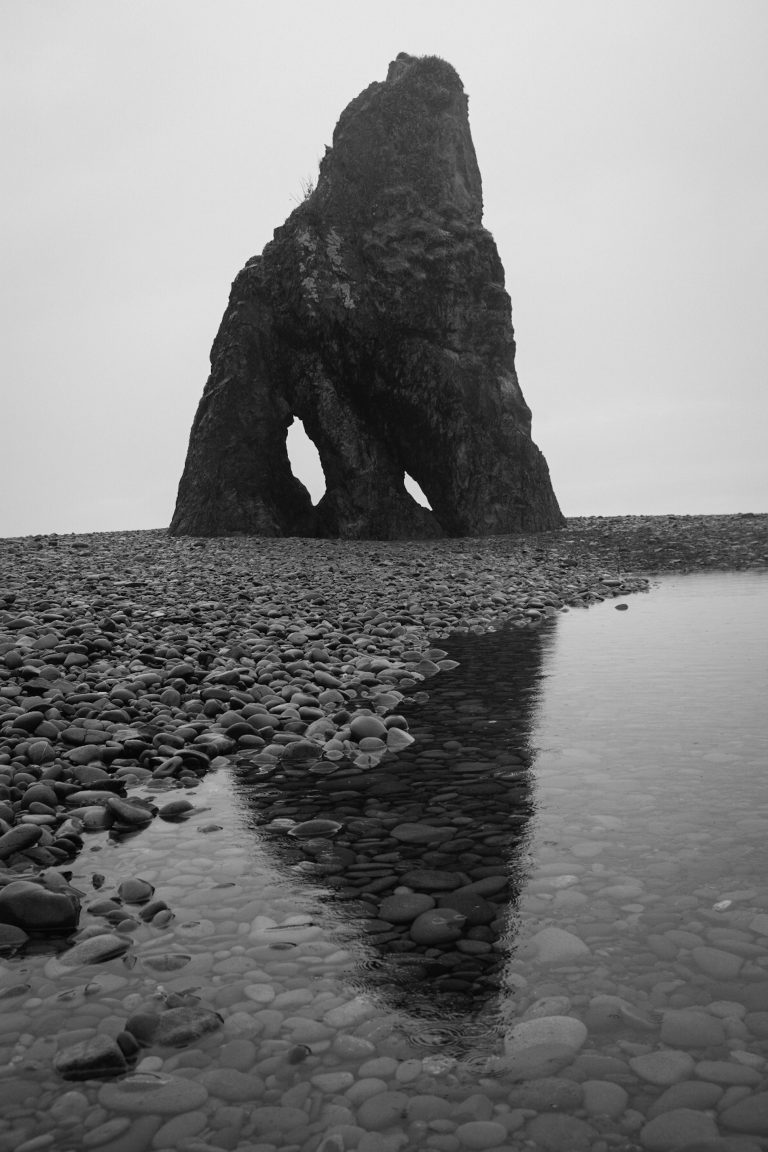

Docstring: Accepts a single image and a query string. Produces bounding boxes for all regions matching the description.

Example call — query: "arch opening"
[404,472,432,510]
[286,418,326,505]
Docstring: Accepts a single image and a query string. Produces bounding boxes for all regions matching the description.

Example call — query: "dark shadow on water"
[231,620,556,1032]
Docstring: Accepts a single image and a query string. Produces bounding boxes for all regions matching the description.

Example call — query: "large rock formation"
[170,53,564,538]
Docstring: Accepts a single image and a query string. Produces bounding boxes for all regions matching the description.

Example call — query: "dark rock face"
[170,53,564,538]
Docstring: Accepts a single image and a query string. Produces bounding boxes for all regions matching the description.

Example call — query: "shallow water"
[2,572,768,1151]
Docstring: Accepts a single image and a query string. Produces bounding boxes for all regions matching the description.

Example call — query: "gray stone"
[153,1005,223,1047]
[54,1035,128,1081]
[720,1092,768,1133]
[640,1108,720,1150]
[0,824,43,859]
[57,932,131,967]
[0,879,80,933]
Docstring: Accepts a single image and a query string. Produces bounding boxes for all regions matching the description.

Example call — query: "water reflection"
[231,619,555,1023]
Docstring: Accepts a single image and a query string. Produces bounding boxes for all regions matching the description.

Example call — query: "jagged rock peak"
[170,54,564,539]
[312,52,483,227]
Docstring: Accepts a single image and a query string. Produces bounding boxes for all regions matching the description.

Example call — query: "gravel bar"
[1,513,766,900]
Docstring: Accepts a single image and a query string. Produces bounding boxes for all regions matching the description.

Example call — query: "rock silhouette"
[170,53,563,538]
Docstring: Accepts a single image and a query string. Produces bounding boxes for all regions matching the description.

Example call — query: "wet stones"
[378,892,435,923]
[97,1073,209,1115]
[0,825,43,859]
[660,1008,727,1048]
[0,878,80,934]
[524,925,591,963]
[116,877,154,903]
[49,932,131,970]
[409,907,466,945]
[503,1015,588,1079]
[630,1049,697,1086]
[0,519,765,1149]
[639,1107,720,1149]
[720,1091,768,1133]
[152,1005,223,1047]
[53,1035,129,1081]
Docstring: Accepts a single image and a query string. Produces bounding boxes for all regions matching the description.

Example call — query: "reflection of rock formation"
[232,620,553,1024]
[170,53,563,539]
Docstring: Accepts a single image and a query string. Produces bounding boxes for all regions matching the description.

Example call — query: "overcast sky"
[2,0,766,538]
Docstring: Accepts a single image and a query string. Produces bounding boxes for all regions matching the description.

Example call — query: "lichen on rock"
[170,52,564,538]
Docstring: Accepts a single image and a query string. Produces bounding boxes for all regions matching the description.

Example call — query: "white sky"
[2,0,767,537]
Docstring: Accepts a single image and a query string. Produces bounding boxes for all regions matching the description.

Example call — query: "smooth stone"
[81,1118,132,1147]
[324,996,377,1029]
[0,1010,30,1034]
[399,869,466,891]
[356,1091,410,1130]
[585,993,655,1032]
[506,1076,582,1111]
[107,797,154,826]
[0,824,43,859]
[405,1093,453,1121]
[503,1015,588,1079]
[661,1010,727,1048]
[630,1049,696,1085]
[125,1013,160,1046]
[386,727,415,751]
[568,1053,632,1081]
[249,1106,310,1134]
[141,953,191,973]
[54,1034,128,1081]
[98,1073,209,1115]
[151,1110,207,1148]
[454,1120,508,1149]
[745,1012,768,1038]
[391,822,454,843]
[349,715,388,740]
[648,1080,724,1118]
[289,818,342,838]
[640,1108,720,1150]
[90,1115,163,1152]
[66,805,112,829]
[523,996,572,1020]
[696,1060,762,1085]
[720,1092,768,1132]
[153,1005,222,1046]
[218,1038,258,1071]
[691,947,743,979]
[524,1112,597,1150]
[437,890,497,925]
[312,1072,356,1093]
[0,1079,39,1106]
[0,923,28,950]
[409,908,465,945]
[359,1057,399,1079]
[56,933,131,967]
[244,983,276,1004]
[117,877,155,903]
[378,893,435,923]
[0,880,79,932]
[581,1079,629,1117]
[157,798,195,819]
[197,1068,264,1102]
[527,925,591,962]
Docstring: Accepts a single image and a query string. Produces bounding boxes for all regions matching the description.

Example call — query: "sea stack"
[170,53,564,538]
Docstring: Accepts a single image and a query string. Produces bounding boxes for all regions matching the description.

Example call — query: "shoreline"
[0,513,766,890]
[0,512,766,1091]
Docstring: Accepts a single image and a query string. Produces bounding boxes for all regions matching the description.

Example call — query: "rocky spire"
[170,53,564,537]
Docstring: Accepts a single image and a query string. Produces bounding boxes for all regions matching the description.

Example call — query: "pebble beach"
[1,512,767,1152]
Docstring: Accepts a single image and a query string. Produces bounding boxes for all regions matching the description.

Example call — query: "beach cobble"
[0,514,766,1151]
